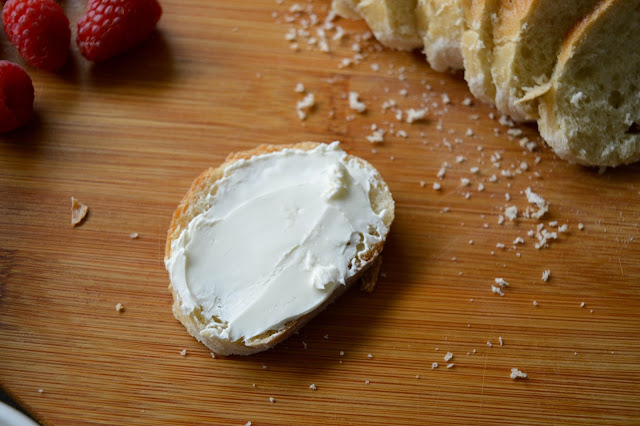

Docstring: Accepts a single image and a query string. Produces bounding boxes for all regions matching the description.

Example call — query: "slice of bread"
[535,0,640,167]
[332,0,422,50]
[461,0,499,104]
[416,0,465,72]
[491,0,599,122]
[165,142,395,355]
[331,0,362,20]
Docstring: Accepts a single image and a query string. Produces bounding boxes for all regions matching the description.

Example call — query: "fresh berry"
[2,0,71,72]
[0,61,34,132]
[77,0,162,62]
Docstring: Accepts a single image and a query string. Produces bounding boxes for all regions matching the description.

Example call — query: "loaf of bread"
[534,0,640,166]
[332,0,640,167]
[165,142,394,355]
[416,0,465,72]
[491,0,600,122]
[460,0,498,104]
[333,0,422,50]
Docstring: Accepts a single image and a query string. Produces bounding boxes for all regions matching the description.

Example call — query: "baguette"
[491,0,599,121]
[165,142,394,355]
[535,0,640,167]
[460,0,499,104]
[332,0,422,50]
[416,0,465,72]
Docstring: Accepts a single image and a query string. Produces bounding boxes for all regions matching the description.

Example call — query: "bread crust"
[165,142,394,355]
[461,0,499,104]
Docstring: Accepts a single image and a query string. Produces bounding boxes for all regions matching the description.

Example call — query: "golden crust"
[165,142,394,355]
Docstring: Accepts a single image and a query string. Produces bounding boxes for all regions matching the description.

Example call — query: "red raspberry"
[76,0,162,62]
[2,0,71,72]
[0,61,34,132]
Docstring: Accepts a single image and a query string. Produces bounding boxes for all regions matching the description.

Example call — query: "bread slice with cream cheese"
[416,0,465,72]
[165,142,394,356]
[534,0,640,167]
[332,0,422,50]
[460,0,499,104]
[491,0,600,121]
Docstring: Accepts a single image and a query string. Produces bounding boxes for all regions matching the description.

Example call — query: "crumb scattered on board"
[115,303,124,312]
[70,196,89,227]
[510,368,528,379]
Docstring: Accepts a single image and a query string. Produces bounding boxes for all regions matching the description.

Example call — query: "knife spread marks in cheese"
[165,142,389,342]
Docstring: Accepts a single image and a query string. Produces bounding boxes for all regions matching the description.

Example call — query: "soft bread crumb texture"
[165,143,394,356]
[537,0,640,166]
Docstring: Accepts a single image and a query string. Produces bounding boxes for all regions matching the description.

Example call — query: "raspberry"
[77,0,162,62]
[2,0,71,72]
[0,61,34,132]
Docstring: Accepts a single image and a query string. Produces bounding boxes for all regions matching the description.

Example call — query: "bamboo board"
[1,0,639,424]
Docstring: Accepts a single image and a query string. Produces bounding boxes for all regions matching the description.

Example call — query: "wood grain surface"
[1,0,639,424]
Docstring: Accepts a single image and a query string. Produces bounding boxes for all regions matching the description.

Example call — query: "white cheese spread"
[165,142,388,342]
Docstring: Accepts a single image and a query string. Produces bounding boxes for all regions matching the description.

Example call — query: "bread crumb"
[541,270,551,282]
[513,237,524,244]
[416,375,420,379]
[433,182,441,191]
[38,389,43,393]
[462,97,473,106]
[309,384,317,390]
[578,223,585,230]
[296,93,315,120]
[441,93,451,104]
[348,92,367,113]
[129,232,139,239]
[510,368,528,379]
[367,354,373,358]
[446,363,455,369]
[367,129,385,144]
[180,349,187,356]
[211,352,216,359]
[460,178,470,187]
[487,341,493,347]
[525,187,549,219]
[533,300,539,306]
[323,334,329,339]
[365,380,370,384]
[432,362,439,369]
[580,302,585,308]
[558,224,568,233]
[405,108,427,123]
[295,82,305,93]
[491,286,504,296]
[115,303,124,312]
[495,278,509,288]
[444,352,453,362]
[269,397,276,403]
[470,166,479,174]
[499,336,503,346]
[245,422,252,426]
[71,196,89,227]
[505,206,518,221]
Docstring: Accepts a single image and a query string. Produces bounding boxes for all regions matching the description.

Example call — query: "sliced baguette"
[165,142,395,355]
[332,0,422,50]
[460,0,499,104]
[535,0,640,167]
[416,0,465,72]
[491,0,600,121]
[331,0,362,20]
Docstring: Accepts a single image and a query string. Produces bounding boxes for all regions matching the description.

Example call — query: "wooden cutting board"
[1,0,639,424]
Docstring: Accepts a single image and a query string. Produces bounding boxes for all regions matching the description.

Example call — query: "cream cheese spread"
[165,142,389,342]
